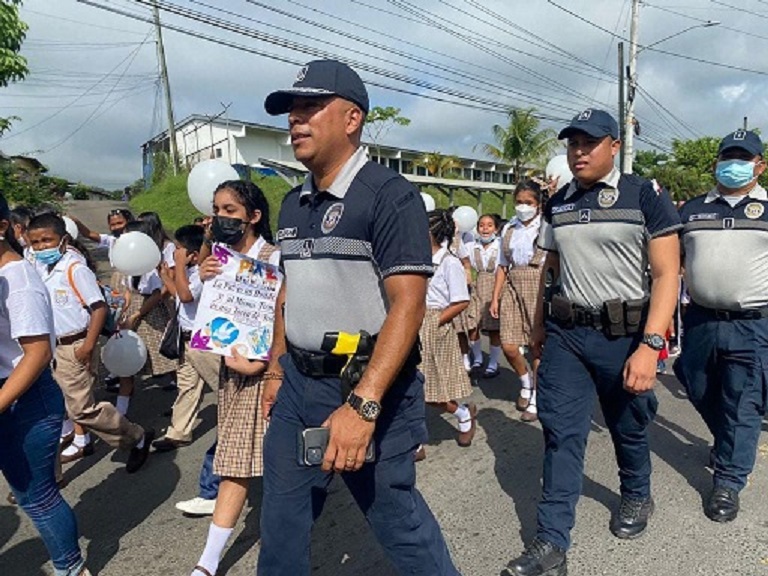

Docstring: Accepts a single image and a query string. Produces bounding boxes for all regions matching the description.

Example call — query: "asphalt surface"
[1,201,768,575]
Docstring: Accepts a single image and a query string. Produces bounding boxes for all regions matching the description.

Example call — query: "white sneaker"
[175,496,216,516]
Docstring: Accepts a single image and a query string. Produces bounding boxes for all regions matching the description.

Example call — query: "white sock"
[194,523,234,576]
[116,395,130,416]
[73,433,90,448]
[60,419,74,439]
[462,353,471,372]
[453,404,472,433]
[487,345,502,370]
[470,339,483,365]
[519,373,532,390]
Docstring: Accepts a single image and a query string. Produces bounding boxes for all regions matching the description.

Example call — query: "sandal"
[457,403,478,447]
[193,566,214,576]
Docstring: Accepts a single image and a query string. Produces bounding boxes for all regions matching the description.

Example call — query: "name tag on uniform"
[551,203,576,215]
[277,227,298,241]
[688,213,718,222]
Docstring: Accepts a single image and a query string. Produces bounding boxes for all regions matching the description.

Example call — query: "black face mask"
[111,229,124,238]
[212,215,246,245]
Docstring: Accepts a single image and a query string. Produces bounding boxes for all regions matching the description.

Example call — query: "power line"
[709,0,768,19]
[22,7,150,35]
[547,0,768,76]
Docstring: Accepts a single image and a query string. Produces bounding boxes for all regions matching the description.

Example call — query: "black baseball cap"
[264,60,370,116]
[718,129,764,157]
[558,109,619,140]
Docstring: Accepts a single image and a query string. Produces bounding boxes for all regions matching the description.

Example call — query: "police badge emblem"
[597,188,619,208]
[744,202,764,219]
[321,202,345,234]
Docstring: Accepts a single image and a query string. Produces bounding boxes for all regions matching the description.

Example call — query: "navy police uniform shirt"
[277,147,433,352]
[539,167,681,309]
[680,184,768,311]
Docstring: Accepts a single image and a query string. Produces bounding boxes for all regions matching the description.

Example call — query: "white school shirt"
[458,238,501,272]
[245,236,282,267]
[37,250,104,337]
[0,260,56,378]
[177,265,203,331]
[125,269,162,295]
[498,216,543,268]
[426,247,470,309]
[98,233,118,265]
[162,241,177,268]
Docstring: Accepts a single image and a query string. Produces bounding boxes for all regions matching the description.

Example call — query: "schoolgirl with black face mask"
[191,179,279,576]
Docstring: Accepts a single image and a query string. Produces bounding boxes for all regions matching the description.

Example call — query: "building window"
[388,158,400,172]
[401,160,413,174]
[416,165,427,176]
[464,168,473,180]
[473,169,482,181]
[215,148,222,158]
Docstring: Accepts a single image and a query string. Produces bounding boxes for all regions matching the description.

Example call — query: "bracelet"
[263,371,284,381]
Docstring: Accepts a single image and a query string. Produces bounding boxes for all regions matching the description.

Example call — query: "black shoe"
[152,437,191,452]
[705,486,739,523]
[610,496,654,539]
[502,538,567,576]
[126,428,154,473]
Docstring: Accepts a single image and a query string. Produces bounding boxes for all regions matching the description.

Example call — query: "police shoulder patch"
[744,202,765,220]
[597,188,619,208]
[321,202,345,234]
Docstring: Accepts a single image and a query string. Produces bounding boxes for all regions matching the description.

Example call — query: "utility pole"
[623,0,640,174]
[618,42,626,170]
[220,101,232,163]
[153,1,179,175]
[744,116,749,130]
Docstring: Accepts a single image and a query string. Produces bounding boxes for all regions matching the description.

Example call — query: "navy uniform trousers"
[674,305,768,492]
[257,355,459,576]
[536,321,658,550]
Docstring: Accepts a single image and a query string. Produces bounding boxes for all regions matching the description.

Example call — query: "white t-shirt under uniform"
[177,265,203,332]
[0,260,56,378]
[426,247,470,310]
[38,250,105,338]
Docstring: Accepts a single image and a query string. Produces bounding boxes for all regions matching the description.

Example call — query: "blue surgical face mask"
[715,159,757,189]
[33,241,64,266]
[478,233,497,245]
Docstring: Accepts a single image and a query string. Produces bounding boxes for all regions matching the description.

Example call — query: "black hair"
[174,224,204,253]
[137,211,171,251]
[28,213,97,271]
[192,216,205,225]
[515,179,548,208]
[10,206,33,229]
[213,180,273,244]
[0,194,23,256]
[427,208,456,247]
[107,208,134,223]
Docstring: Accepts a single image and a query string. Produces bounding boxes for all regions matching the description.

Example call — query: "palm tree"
[481,108,558,183]
[417,152,463,178]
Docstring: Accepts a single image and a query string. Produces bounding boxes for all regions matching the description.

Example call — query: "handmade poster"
[191,243,282,360]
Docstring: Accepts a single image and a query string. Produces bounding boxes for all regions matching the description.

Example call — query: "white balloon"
[111,231,161,276]
[187,160,240,215]
[420,192,436,212]
[453,205,479,233]
[545,154,573,189]
[62,216,78,240]
[101,330,147,377]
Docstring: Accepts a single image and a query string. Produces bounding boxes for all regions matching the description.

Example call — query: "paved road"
[2,201,768,575]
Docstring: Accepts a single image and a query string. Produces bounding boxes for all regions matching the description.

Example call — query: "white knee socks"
[487,345,501,371]
[192,523,234,576]
[470,339,483,366]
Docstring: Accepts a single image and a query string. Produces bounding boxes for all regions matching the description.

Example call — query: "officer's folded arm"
[623,233,680,393]
[321,273,428,473]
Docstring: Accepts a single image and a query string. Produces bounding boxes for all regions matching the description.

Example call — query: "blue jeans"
[258,355,458,576]
[536,321,658,550]
[198,439,220,500]
[674,306,768,491]
[0,369,84,576]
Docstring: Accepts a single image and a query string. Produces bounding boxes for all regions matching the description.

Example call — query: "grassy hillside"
[131,173,517,235]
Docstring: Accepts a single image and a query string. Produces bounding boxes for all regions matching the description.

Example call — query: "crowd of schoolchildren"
[0,172,639,575]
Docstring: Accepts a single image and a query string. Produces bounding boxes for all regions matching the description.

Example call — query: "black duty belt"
[571,305,605,329]
[287,341,347,378]
[691,302,768,321]
[56,329,88,346]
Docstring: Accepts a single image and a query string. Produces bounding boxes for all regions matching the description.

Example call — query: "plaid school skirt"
[214,364,266,478]
[499,265,543,346]
[469,270,500,332]
[419,309,472,403]
[124,291,177,377]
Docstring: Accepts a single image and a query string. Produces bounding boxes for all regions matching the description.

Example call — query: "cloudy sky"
[1,0,766,188]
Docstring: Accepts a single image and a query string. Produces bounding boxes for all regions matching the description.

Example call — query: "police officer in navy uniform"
[503,109,681,576]
[256,60,459,575]
[675,129,768,523]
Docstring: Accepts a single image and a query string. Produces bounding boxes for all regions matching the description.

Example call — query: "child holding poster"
[190,180,280,576]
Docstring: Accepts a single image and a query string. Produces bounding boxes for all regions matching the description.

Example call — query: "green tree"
[634,149,669,179]
[481,107,557,183]
[364,106,410,158]
[640,137,720,200]
[416,151,462,178]
[0,1,28,136]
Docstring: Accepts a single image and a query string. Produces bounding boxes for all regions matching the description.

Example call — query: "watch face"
[360,401,381,421]
[645,334,665,350]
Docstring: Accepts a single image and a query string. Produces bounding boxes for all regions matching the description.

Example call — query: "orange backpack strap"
[66,262,87,308]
